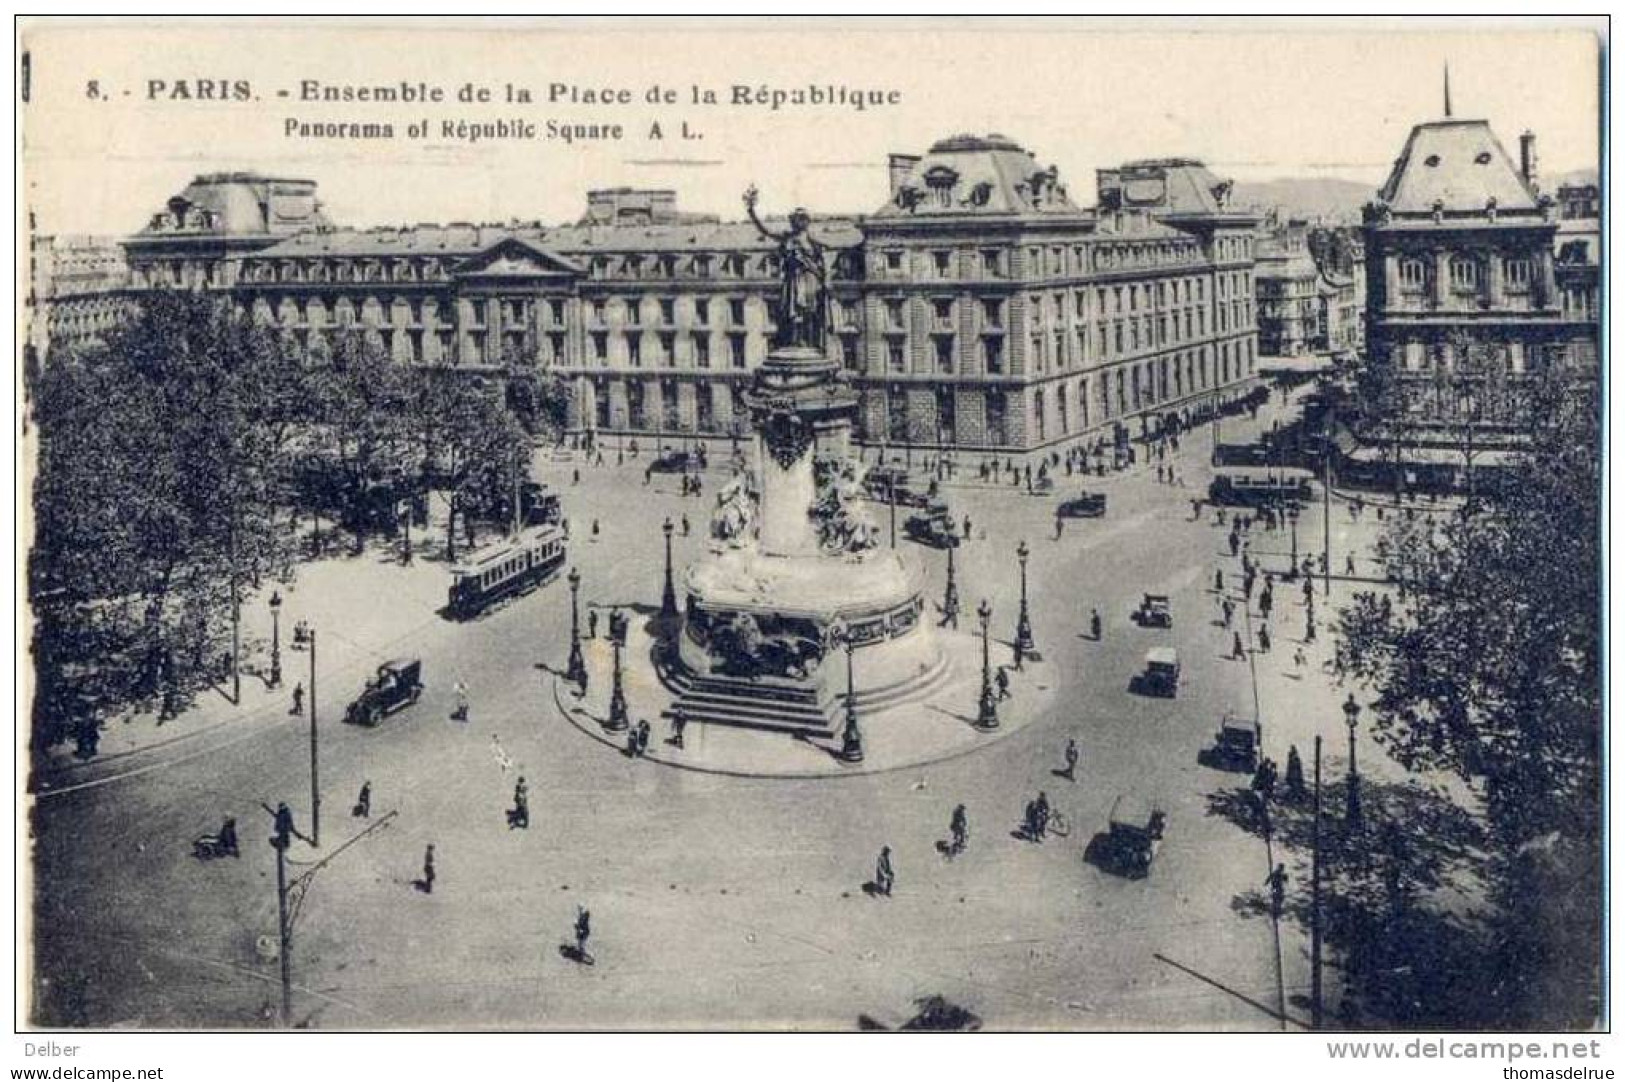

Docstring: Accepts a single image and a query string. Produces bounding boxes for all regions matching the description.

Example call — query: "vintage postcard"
[15,17,1604,1038]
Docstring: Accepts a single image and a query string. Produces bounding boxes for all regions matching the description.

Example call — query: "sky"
[19,19,1603,237]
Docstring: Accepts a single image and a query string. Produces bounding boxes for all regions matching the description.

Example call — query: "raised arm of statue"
[743,184,785,242]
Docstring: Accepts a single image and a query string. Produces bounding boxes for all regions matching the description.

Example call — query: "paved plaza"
[30,387,1435,1030]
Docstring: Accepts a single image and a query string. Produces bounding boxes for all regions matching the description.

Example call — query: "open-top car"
[1057,490,1108,518]
[903,498,959,548]
[1133,646,1180,698]
[865,465,932,508]
[1204,712,1261,772]
[1088,793,1167,878]
[343,657,424,727]
[1132,593,1172,628]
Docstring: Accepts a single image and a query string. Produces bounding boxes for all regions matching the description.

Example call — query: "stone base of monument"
[668,547,946,737]
[550,620,1054,778]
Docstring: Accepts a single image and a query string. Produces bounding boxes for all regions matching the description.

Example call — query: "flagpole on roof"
[1444,63,1453,118]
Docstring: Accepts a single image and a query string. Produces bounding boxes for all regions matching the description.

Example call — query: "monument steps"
[659,648,952,738]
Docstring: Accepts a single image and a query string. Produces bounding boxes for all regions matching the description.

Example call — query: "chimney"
[887,153,921,197]
[1519,130,1539,189]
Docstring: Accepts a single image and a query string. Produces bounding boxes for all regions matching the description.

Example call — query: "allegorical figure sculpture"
[743,184,860,352]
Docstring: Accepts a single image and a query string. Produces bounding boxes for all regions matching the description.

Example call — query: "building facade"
[1358,118,1596,479]
[43,137,1263,455]
[1254,220,1321,356]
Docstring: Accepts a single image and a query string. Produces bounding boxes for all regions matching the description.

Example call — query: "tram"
[446,523,568,619]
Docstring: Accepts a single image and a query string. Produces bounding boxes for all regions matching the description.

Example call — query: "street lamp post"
[888,472,898,549]
[268,591,283,689]
[607,608,629,732]
[1288,505,1300,579]
[975,599,999,731]
[566,567,587,690]
[941,530,961,629]
[833,621,863,763]
[1342,692,1363,831]
[660,516,678,619]
[308,628,320,848]
[1013,539,1034,669]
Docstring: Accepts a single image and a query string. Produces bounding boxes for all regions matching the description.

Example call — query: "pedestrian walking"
[591,518,601,541]
[636,718,651,757]
[1229,533,1240,558]
[1215,568,1225,593]
[510,776,529,829]
[452,681,469,722]
[1293,647,1306,668]
[681,514,691,537]
[1285,746,1306,802]
[1061,737,1079,781]
[353,780,371,819]
[574,905,591,955]
[1222,598,1234,628]
[1232,631,1246,660]
[1305,616,1317,644]
[669,708,687,749]
[1054,516,1065,541]
[572,467,581,486]
[995,667,1011,701]
[962,514,973,541]
[289,682,304,716]
[587,608,599,640]
[1265,862,1288,918]
[422,844,437,894]
[1345,553,1356,576]
[950,804,968,852]
[1089,608,1102,641]
[1258,624,1271,653]
[874,846,895,897]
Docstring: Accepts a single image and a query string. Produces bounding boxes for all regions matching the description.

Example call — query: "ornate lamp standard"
[831,619,864,763]
[1013,539,1034,669]
[565,567,587,690]
[1342,692,1363,831]
[606,608,629,732]
[975,599,999,731]
[941,524,961,629]
[660,516,678,619]
[267,590,283,689]
[1288,504,1301,579]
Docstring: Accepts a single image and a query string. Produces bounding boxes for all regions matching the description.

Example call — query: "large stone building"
[1254,220,1321,357]
[1357,116,1597,484]
[36,137,1263,455]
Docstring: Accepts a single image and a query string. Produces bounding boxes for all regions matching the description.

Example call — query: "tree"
[1334,366,1600,1025]
[30,293,302,753]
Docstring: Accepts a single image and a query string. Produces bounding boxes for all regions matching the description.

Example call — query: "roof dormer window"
[1474,151,1493,165]
[1424,154,1441,167]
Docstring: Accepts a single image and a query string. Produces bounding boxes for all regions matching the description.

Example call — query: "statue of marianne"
[743,184,859,352]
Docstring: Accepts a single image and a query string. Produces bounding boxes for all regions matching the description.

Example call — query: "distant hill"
[1233,177,1374,224]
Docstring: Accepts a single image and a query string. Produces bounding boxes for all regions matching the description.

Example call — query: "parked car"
[343,657,424,727]
[649,450,697,474]
[1057,490,1108,519]
[1132,593,1172,628]
[1133,646,1180,698]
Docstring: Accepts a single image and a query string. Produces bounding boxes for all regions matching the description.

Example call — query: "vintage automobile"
[1206,712,1262,773]
[1089,794,1167,878]
[864,465,932,508]
[1057,490,1108,519]
[1132,593,1173,628]
[649,450,698,474]
[1133,646,1180,698]
[343,657,424,727]
[903,499,960,548]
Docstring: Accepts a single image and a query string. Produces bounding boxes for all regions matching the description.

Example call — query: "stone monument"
[662,188,946,738]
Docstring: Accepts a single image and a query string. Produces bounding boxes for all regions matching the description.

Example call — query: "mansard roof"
[1376,119,1541,216]
[875,133,1082,218]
